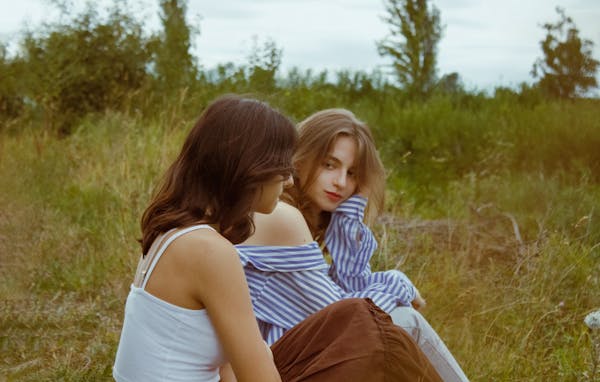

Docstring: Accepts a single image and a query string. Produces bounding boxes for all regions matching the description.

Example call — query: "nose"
[283,174,294,189]
[333,171,347,188]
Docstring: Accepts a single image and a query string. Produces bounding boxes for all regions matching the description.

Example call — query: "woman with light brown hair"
[286,108,386,238]
[238,108,469,381]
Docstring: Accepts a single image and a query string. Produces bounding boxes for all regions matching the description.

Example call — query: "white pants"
[390,306,469,382]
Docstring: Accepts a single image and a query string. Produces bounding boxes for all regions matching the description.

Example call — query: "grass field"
[1,100,599,381]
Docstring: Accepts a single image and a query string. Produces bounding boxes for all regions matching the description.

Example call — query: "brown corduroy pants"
[271,298,443,382]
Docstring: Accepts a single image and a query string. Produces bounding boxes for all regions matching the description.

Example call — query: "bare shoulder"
[244,201,313,246]
[166,227,239,271]
[161,226,255,311]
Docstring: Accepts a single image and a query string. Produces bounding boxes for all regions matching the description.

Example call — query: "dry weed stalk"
[377,203,539,266]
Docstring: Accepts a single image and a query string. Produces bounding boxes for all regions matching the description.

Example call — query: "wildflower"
[585,310,600,330]
[585,309,600,379]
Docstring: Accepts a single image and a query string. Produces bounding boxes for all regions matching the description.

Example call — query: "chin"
[319,201,338,213]
[265,203,279,215]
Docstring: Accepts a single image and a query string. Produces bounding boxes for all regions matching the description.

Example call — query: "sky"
[1,0,599,93]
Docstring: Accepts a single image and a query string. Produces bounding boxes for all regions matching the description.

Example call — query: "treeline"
[0,0,599,187]
[0,0,460,133]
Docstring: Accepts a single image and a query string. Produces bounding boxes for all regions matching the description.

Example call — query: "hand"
[411,289,426,311]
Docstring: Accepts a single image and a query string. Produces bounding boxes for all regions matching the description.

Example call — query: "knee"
[390,306,425,326]
[390,307,434,344]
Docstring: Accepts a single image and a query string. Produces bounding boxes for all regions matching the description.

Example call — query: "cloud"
[1,0,599,91]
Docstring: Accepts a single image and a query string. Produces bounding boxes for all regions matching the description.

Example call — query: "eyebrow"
[324,155,341,164]
[324,155,356,171]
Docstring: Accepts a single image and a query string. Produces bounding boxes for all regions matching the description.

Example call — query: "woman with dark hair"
[113,95,295,382]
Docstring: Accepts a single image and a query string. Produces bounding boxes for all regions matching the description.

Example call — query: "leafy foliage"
[247,36,283,94]
[18,3,153,134]
[154,0,198,94]
[435,72,464,96]
[532,7,599,99]
[0,44,25,123]
[377,0,443,99]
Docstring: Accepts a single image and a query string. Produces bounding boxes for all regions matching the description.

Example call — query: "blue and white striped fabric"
[326,195,416,306]
[236,195,416,345]
[236,242,340,344]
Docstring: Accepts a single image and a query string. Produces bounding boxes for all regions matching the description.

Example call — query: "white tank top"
[113,225,225,382]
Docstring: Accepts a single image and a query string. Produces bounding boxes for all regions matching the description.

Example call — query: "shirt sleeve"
[325,195,416,306]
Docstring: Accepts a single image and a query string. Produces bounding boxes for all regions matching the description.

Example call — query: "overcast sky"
[1,0,599,93]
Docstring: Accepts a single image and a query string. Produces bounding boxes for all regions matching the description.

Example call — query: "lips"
[325,191,342,202]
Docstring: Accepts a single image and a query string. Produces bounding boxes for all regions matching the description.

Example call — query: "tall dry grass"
[1,99,599,381]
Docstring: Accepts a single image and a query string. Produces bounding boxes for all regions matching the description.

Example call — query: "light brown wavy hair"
[283,108,385,241]
[140,95,297,254]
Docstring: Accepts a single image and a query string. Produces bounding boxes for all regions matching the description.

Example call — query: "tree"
[0,44,25,122]
[19,3,152,133]
[377,0,443,99]
[247,36,282,93]
[154,0,198,93]
[435,72,464,95]
[531,7,599,99]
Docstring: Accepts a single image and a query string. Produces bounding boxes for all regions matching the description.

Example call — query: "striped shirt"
[326,195,416,304]
[236,195,416,344]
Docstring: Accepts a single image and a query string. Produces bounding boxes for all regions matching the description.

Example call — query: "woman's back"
[114,95,297,382]
[113,225,224,382]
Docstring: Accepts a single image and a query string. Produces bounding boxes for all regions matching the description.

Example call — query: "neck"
[303,204,322,234]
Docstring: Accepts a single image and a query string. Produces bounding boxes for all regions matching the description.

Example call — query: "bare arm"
[219,363,237,382]
[180,232,281,382]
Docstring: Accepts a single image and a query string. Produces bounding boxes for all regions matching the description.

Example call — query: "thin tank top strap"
[140,224,216,290]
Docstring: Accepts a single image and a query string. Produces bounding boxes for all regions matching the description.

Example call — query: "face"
[253,174,294,214]
[305,135,358,213]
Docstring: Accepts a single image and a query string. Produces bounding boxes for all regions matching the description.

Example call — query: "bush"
[0,44,25,124]
[18,4,153,134]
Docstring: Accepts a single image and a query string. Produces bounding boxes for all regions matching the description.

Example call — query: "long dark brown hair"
[140,95,297,255]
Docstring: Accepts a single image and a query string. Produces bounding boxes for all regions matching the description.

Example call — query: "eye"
[347,169,357,178]
[323,160,336,170]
